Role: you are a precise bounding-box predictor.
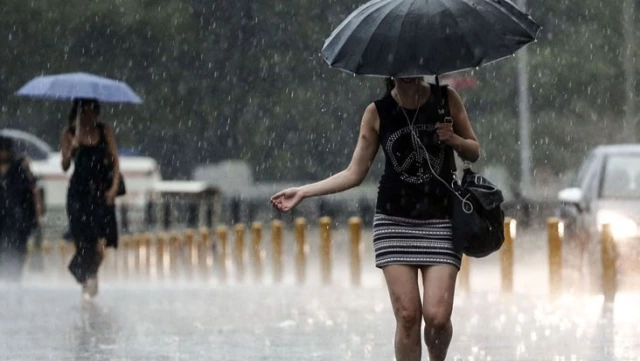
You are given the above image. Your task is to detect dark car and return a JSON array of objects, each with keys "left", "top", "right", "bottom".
[{"left": 557, "top": 144, "right": 640, "bottom": 288}]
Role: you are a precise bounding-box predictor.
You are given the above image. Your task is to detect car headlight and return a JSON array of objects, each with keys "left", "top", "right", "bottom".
[{"left": 597, "top": 210, "right": 639, "bottom": 240}]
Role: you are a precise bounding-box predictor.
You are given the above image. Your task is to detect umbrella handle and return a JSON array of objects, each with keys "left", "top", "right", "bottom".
[{"left": 75, "top": 100, "right": 81, "bottom": 141}]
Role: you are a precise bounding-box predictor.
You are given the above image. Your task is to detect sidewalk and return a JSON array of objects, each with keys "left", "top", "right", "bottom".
[{"left": 1, "top": 283, "right": 638, "bottom": 361}]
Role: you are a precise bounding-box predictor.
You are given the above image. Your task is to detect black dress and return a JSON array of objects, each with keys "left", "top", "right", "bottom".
[{"left": 67, "top": 123, "right": 118, "bottom": 284}]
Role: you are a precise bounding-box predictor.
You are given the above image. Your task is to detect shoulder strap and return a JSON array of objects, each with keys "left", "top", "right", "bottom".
[{"left": 433, "top": 76, "right": 457, "bottom": 174}]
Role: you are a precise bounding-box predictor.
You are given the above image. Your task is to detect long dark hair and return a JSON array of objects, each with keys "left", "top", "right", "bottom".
[
  {"left": 68, "top": 98, "right": 101, "bottom": 128},
  {"left": 384, "top": 77, "right": 394, "bottom": 96}
]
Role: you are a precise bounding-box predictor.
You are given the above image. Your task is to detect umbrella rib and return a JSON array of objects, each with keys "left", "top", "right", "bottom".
[
  {"left": 438, "top": 0, "right": 484, "bottom": 70},
  {"left": 450, "top": 0, "right": 523, "bottom": 68},
  {"left": 341, "top": 0, "right": 408, "bottom": 74},
  {"left": 480, "top": 0, "right": 540, "bottom": 38},
  {"left": 324, "top": 0, "right": 400, "bottom": 64},
  {"left": 462, "top": 0, "right": 537, "bottom": 43},
  {"left": 388, "top": 0, "right": 422, "bottom": 76}
]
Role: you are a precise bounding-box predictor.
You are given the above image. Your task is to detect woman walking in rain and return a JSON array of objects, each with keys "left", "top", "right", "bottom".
[
  {"left": 271, "top": 77, "right": 480, "bottom": 361},
  {"left": 61, "top": 98, "right": 121, "bottom": 299}
]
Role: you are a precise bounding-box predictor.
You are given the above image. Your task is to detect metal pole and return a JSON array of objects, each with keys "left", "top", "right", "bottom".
[
  {"left": 623, "top": 0, "right": 637, "bottom": 142},
  {"left": 517, "top": 0, "right": 532, "bottom": 196}
]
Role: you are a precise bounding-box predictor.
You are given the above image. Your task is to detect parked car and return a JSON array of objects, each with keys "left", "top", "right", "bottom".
[
  {"left": 0, "top": 128, "right": 163, "bottom": 209},
  {"left": 557, "top": 144, "right": 640, "bottom": 289}
]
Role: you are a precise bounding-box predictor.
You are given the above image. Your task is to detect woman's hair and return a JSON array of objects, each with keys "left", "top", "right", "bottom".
[
  {"left": 384, "top": 77, "right": 395, "bottom": 96},
  {"left": 0, "top": 136, "right": 13, "bottom": 152},
  {"left": 68, "top": 98, "right": 101, "bottom": 128}
]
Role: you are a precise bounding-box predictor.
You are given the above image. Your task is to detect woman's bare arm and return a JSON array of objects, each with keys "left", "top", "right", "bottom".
[
  {"left": 271, "top": 103, "right": 380, "bottom": 212},
  {"left": 60, "top": 129, "right": 74, "bottom": 172},
  {"left": 103, "top": 124, "right": 121, "bottom": 192},
  {"left": 446, "top": 87, "right": 480, "bottom": 162},
  {"left": 298, "top": 103, "right": 380, "bottom": 198}
]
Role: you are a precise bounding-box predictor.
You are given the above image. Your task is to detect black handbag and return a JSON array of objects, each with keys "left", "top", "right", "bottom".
[
  {"left": 448, "top": 164, "right": 506, "bottom": 257},
  {"left": 99, "top": 124, "right": 126, "bottom": 197},
  {"left": 432, "top": 79, "right": 506, "bottom": 258},
  {"left": 107, "top": 171, "right": 126, "bottom": 197}
]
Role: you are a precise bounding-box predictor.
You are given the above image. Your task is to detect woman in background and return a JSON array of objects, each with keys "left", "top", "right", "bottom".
[{"left": 61, "top": 98, "right": 120, "bottom": 300}]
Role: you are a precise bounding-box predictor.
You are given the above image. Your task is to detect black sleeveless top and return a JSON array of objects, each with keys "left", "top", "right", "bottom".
[
  {"left": 374, "top": 84, "right": 455, "bottom": 220},
  {"left": 68, "top": 123, "right": 110, "bottom": 199}
]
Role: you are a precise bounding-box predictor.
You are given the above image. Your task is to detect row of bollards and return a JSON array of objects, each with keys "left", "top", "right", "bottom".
[
  {"left": 546, "top": 217, "right": 618, "bottom": 302},
  {"left": 457, "top": 217, "right": 619, "bottom": 301},
  {"left": 212, "top": 217, "right": 363, "bottom": 286},
  {"left": 36, "top": 217, "right": 366, "bottom": 286},
  {"left": 455, "top": 218, "right": 517, "bottom": 294},
  {"left": 27, "top": 216, "right": 619, "bottom": 297}
]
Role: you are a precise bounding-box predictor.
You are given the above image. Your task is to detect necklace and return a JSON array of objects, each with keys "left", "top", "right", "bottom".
[{"left": 394, "top": 87, "right": 423, "bottom": 144}]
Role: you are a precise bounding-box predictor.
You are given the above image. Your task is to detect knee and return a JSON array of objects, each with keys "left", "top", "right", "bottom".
[
  {"left": 395, "top": 304, "right": 422, "bottom": 331},
  {"left": 423, "top": 308, "right": 451, "bottom": 331}
]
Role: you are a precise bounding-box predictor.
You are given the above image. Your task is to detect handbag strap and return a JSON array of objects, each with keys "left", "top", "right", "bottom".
[{"left": 433, "top": 76, "right": 458, "bottom": 176}]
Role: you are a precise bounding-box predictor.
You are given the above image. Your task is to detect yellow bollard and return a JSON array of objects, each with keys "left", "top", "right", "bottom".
[
  {"left": 199, "top": 227, "right": 212, "bottom": 280},
  {"left": 133, "top": 234, "right": 144, "bottom": 277},
  {"left": 140, "top": 233, "right": 152, "bottom": 279},
  {"left": 457, "top": 255, "right": 471, "bottom": 292},
  {"left": 348, "top": 217, "right": 362, "bottom": 287},
  {"left": 41, "top": 240, "right": 53, "bottom": 275},
  {"left": 115, "top": 235, "right": 129, "bottom": 280},
  {"left": 294, "top": 218, "right": 307, "bottom": 285},
  {"left": 547, "top": 218, "right": 563, "bottom": 300},
  {"left": 169, "top": 232, "right": 181, "bottom": 279},
  {"left": 234, "top": 224, "right": 246, "bottom": 282},
  {"left": 216, "top": 226, "right": 229, "bottom": 283},
  {"left": 155, "top": 233, "right": 168, "bottom": 280},
  {"left": 58, "top": 242, "right": 71, "bottom": 276},
  {"left": 272, "top": 220, "right": 284, "bottom": 283},
  {"left": 184, "top": 230, "right": 196, "bottom": 268},
  {"left": 320, "top": 216, "right": 332, "bottom": 286},
  {"left": 124, "top": 235, "right": 137, "bottom": 279},
  {"left": 184, "top": 230, "right": 196, "bottom": 281},
  {"left": 501, "top": 218, "right": 516, "bottom": 294},
  {"left": 601, "top": 224, "right": 617, "bottom": 302},
  {"left": 42, "top": 240, "right": 53, "bottom": 255},
  {"left": 251, "top": 222, "right": 264, "bottom": 282},
  {"left": 149, "top": 234, "right": 158, "bottom": 280}
]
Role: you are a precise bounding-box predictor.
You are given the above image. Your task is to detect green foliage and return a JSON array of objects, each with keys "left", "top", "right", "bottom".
[{"left": 0, "top": 0, "right": 637, "bottom": 186}]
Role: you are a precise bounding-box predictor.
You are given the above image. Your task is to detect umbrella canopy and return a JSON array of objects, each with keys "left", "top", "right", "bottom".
[
  {"left": 16, "top": 72, "right": 143, "bottom": 104},
  {"left": 321, "top": 0, "right": 541, "bottom": 77}
]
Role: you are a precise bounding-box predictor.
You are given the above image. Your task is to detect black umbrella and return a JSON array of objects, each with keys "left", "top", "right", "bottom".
[{"left": 321, "top": 0, "right": 541, "bottom": 77}]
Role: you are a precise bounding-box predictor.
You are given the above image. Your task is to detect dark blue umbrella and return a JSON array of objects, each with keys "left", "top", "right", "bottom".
[
  {"left": 16, "top": 72, "right": 142, "bottom": 104},
  {"left": 321, "top": 0, "right": 541, "bottom": 77}
]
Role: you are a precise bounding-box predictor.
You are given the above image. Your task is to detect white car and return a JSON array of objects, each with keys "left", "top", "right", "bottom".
[
  {"left": 557, "top": 144, "right": 640, "bottom": 288},
  {"left": 0, "top": 129, "right": 162, "bottom": 209}
]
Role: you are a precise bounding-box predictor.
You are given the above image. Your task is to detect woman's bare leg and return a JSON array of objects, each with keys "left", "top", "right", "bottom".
[
  {"left": 421, "top": 264, "right": 458, "bottom": 361},
  {"left": 383, "top": 265, "right": 423, "bottom": 361}
]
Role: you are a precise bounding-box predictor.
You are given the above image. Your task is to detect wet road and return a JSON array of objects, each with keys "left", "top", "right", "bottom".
[
  {"left": 2, "top": 226, "right": 640, "bottom": 360},
  {"left": 2, "top": 284, "right": 640, "bottom": 361}
]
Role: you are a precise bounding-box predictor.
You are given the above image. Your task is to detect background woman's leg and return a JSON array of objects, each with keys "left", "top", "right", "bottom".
[
  {"left": 421, "top": 264, "right": 458, "bottom": 361},
  {"left": 383, "top": 265, "right": 423, "bottom": 361},
  {"left": 67, "top": 199, "right": 103, "bottom": 286}
]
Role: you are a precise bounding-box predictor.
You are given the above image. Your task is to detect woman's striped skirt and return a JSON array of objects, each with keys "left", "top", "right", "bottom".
[{"left": 373, "top": 214, "right": 462, "bottom": 269}]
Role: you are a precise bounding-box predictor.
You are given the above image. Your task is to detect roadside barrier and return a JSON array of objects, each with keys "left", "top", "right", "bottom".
[{"left": 23, "top": 215, "right": 623, "bottom": 299}]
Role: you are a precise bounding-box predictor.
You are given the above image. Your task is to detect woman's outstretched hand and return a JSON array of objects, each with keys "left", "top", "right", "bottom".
[{"left": 270, "top": 187, "right": 305, "bottom": 212}]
